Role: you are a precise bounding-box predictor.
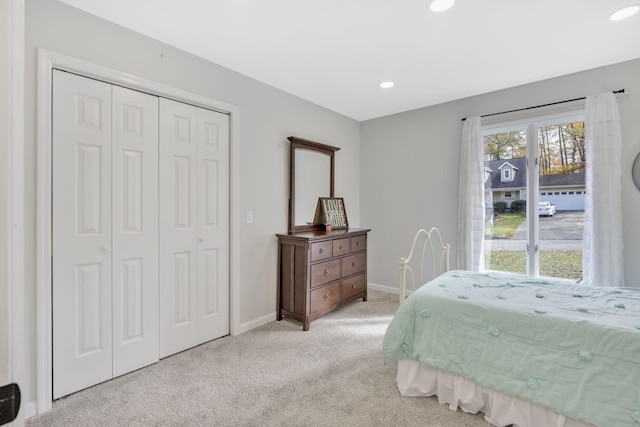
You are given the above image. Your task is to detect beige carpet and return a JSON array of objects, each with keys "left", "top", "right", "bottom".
[{"left": 27, "top": 291, "right": 492, "bottom": 427}]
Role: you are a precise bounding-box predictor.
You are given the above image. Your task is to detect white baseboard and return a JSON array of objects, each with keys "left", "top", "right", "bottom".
[
  {"left": 368, "top": 282, "right": 398, "bottom": 294},
  {"left": 24, "top": 401, "right": 37, "bottom": 419},
  {"left": 368, "top": 282, "right": 413, "bottom": 297},
  {"left": 234, "top": 284, "right": 407, "bottom": 335},
  {"left": 233, "top": 312, "right": 276, "bottom": 335}
]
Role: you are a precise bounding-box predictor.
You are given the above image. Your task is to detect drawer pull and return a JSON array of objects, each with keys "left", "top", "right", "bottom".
[
  {"left": 339, "top": 244, "right": 344, "bottom": 250},
  {"left": 324, "top": 269, "right": 330, "bottom": 276},
  {"left": 351, "top": 283, "right": 357, "bottom": 289},
  {"left": 324, "top": 294, "right": 329, "bottom": 300},
  {"left": 356, "top": 241, "right": 360, "bottom": 247},
  {"left": 352, "top": 262, "right": 356, "bottom": 267},
  {"left": 319, "top": 248, "right": 324, "bottom": 254}
]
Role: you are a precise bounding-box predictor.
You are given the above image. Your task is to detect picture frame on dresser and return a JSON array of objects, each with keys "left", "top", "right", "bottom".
[{"left": 313, "top": 197, "right": 348, "bottom": 229}]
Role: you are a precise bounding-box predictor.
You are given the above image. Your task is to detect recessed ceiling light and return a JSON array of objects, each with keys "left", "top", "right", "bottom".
[
  {"left": 380, "top": 81, "right": 394, "bottom": 89},
  {"left": 430, "top": 0, "right": 454, "bottom": 13},
  {"left": 610, "top": 5, "right": 640, "bottom": 21}
]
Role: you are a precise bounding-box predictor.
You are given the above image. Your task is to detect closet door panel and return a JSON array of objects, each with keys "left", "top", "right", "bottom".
[
  {"left": 159, "top": 98, "right": 198, "bottom": 358},
  {"left": 197, "top": 107, "right": 230, "bottom": 342},
  {"left": 52, "top": 70, "right": 113, "bottom": 399},
  {"left": 111, "top": 86, "right": 160, "bottom": 376}
]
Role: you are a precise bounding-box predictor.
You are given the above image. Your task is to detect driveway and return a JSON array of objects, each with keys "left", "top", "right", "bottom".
[
  {"left": 487, "top": 211, "right": 583, "bottom": 251},
  {"left": 513, "top": 210, "right": 584, "bottom": 240}
]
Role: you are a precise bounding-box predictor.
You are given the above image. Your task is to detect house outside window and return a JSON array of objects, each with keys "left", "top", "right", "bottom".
[{"left": 483, "top": 112, "right": 585, "bottom": 281}]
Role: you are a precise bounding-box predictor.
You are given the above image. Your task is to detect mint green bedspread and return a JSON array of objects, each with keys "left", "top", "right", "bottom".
[{"left": 383, "top": 270, "right": 640, "bottom": 427}]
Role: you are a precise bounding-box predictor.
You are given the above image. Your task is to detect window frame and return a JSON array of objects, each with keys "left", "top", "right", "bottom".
[{"left": 482, "top": 109, "right": 585, "bottom": 277}]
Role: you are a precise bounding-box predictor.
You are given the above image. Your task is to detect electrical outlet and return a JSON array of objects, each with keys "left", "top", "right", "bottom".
[{"left": 246, "top": 211, "right": 254, "bottom": 224}]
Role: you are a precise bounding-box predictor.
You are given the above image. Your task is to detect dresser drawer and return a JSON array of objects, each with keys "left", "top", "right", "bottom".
[
  {"left": 332, "top": 238, "right": 351, "bottom": 257},
  {"left": 310, "top": 259, "right": 340, "bottom": 288},
  {"left": 342, "top": 253, "right": 365, "bottom": 277},
  {"left": 310, "top": 282, "right": 340, "bottom": 313},
  {"left": 351, "top": 235, "right": 366, "bottom": 252},
  {"left": 310, "top": 240, "right": 332, "bottom": 262},
  {"left": 341, "top": 273, "right": 365, "bottom": 300}
]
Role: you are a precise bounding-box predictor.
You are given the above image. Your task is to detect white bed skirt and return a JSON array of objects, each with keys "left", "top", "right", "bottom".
[{"left": 396, "top": 360, "right": 595, "bottom": 427}]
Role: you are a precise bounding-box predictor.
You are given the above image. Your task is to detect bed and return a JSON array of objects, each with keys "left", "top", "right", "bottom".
[{"left": 383, "top": 229, "right": 640, "bottom": 427}]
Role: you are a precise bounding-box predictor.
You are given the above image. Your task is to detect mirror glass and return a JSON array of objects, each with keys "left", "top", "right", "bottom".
[{"left": 295, "top": 149, "right": 331, "bottom": 227}]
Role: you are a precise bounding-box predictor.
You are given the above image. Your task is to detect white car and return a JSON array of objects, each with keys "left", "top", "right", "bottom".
[{"left": 538, "top": 201, "right": 556, "bottom": 216}]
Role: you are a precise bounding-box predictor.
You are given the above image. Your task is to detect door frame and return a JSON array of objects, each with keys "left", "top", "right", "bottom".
[
  {"left": 1, "top": 0, "right": 24, "bottom": 424},
  {"left": 36, "top": 49, "right": 240, "bottom": 413}
]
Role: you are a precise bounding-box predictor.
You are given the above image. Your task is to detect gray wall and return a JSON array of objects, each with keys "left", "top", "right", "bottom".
[
  {"left": 361, "top": 58, "right": 640, "bottom": 291},
  {"left": 24, "top": 0, "right": 360, "bottom": 410},
  {"left": 23, "top": 0, "right": 640, "bottom": 415}
]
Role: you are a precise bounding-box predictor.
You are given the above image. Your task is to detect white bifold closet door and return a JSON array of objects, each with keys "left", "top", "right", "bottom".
[
  {"left": 52, "top": 70, "right": 159, "bottom": 398},
  {"left": 159, "top": 98, "right": 230, "bottom": 358}
]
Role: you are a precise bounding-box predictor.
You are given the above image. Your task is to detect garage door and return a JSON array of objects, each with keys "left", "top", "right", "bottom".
[{"left": 539, "top": 190, "right": 585, "bottom": 211}]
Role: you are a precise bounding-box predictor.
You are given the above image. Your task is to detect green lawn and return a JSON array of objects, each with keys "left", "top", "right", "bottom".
[
  {"left": 485, "top": 250, "right": 582, "bottom": 281},
  {"left": 485, "top": 213, "right": 582, "bottom": 281},
  {"left": 486, "top": 213, "right": 525, "bottom": 239}
]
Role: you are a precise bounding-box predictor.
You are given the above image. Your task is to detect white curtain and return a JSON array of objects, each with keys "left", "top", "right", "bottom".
[
  {"left": 583, "top": 92, "right": 624, "bottom": 286},
  {"left": 457, "top": 116, "right": 485, "bottom": 271}
]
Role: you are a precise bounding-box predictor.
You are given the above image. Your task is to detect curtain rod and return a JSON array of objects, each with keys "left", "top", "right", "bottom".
[{"left": 461, "top": 89, "right": 625, "bottom": 122}]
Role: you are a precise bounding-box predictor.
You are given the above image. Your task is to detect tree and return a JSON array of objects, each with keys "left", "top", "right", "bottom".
[
  {"left": 485, "top": 122, "right": 585, "bottom": 175},
  {"left": 538, "top": 122, "right": 585, "bottom": 175},
  {"left": 484, "top": 131, "right": 526, "bottom": 160}
]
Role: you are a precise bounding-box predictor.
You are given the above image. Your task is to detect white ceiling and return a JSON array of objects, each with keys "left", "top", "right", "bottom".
[{"left": 58, "top": 0, "right": 640, "bottom": 121}]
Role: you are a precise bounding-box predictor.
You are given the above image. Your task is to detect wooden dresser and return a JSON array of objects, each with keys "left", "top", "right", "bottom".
[{"left": 276, "top": 228, "right": 371, "bottom": 330}]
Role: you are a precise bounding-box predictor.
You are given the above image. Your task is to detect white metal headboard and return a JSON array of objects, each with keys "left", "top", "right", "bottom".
[{"left": 398, "top": 227, "right": 450, "bottom": 305}]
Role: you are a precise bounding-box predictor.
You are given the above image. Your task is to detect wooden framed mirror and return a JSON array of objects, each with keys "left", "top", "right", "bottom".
[{"left": 288, "top": 136, "right": 340, "bottom": 233}]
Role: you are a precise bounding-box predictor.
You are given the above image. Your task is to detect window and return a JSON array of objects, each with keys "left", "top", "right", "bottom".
[
  {"left": 503, "top": 169, "right": 511, "bottom": 180},
  {"left": 483, "top": 112, "right": 585, "bottom": 280}
]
